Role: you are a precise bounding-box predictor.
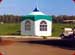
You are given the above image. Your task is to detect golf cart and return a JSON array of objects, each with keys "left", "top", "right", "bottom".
[{"left": 60, "top": 28, "right": 75, "bottom": 39}]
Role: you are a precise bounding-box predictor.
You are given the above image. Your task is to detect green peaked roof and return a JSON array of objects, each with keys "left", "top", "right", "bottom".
[
  {"left": 21, "top": 7, "right": 52, "bottom": 21},
  {"left": 21, "top": 15, "right": 52, "bottom": 21}
]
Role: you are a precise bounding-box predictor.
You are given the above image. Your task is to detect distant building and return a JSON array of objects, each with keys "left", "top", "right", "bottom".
[
  {"left": 21, "top": 7, "right": 52, "bottom": 36},
  {"left": 63, "top": 20, "right": 75, "bottom": 23}
]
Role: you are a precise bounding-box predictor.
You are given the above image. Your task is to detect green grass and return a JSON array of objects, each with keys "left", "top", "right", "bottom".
[
  {"left": 0, "top": 23, "right": 74, "bottom": 36},
  {"left": 52, "top": 23, "right": 75, "bottom": 37},
  {"left": 0, "top": 23, "right": 20, "bottom": 35}
]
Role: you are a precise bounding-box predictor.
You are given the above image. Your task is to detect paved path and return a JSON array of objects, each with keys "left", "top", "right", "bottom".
[
  {"left": 0, "top": 41, "right": 74, "bottom": 55},
  {"left": 0, "top": 36, "right": 61, "bottom": 39}
]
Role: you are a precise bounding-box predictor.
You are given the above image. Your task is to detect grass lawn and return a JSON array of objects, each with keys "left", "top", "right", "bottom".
[
  {"left": 0, "top": 23, "right": 20, "bottom": 35},
  {"left": 0, "top": 23, "right": 75, "bottom": 37},
  {"left": 52, "top": 23, "right": 75, "bottom": 37}
]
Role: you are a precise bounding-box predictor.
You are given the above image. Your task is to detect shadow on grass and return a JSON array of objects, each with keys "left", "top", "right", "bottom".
[{"left": 19, "top": 39, "right": 75, "bottom": 50}]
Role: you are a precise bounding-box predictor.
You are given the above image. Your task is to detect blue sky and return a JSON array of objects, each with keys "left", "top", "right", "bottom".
[{"left": 0, "top": 0, "right": 75, "bottom": 16}]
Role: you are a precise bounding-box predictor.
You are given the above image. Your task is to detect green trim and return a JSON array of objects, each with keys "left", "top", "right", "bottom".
[
  {"left": 34, "top": 15, "right": 52, "bottom": 21},
  {"left": 21, "top": 15, "right": 52, "bottom": 21},
  {"left": 21, "top": 15, "right": 35, "bottom": 21}
]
